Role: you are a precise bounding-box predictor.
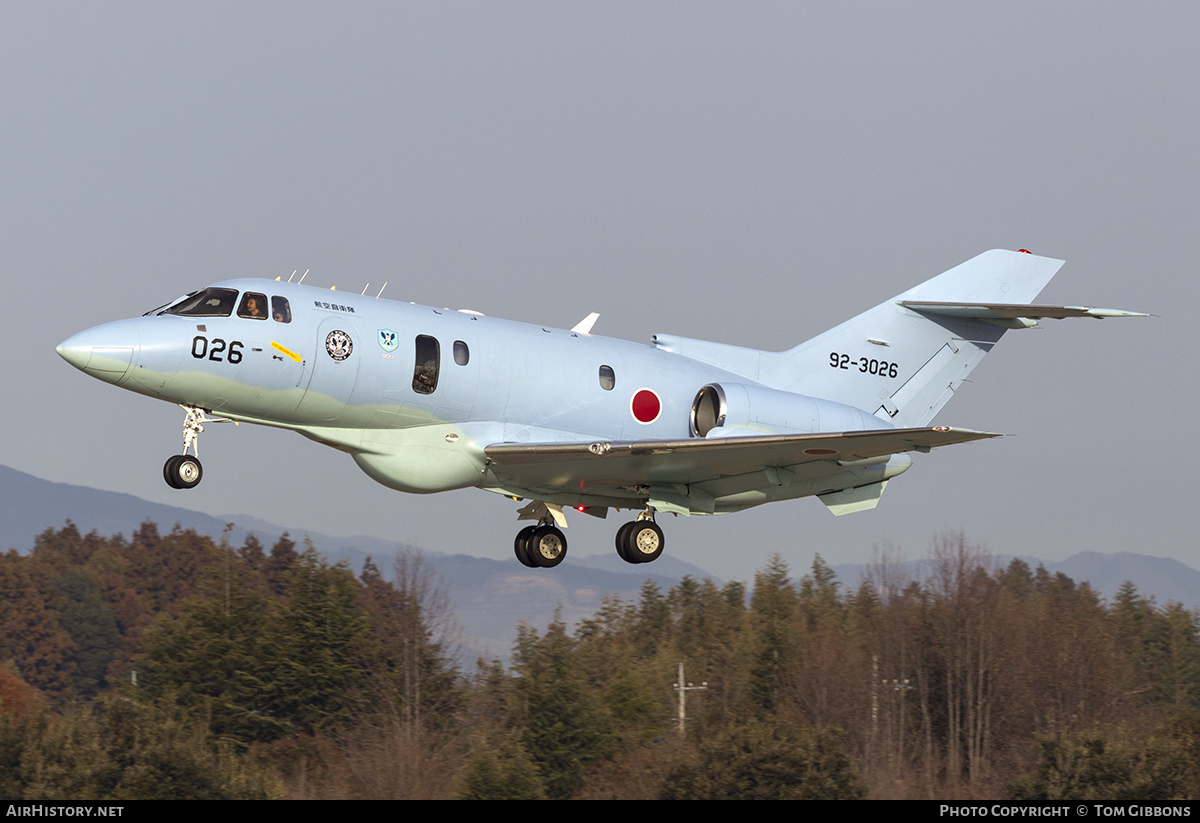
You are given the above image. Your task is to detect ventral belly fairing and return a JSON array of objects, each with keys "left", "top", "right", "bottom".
[{"left": 58, "top": 250, "right": 1145, "bottom": 569}]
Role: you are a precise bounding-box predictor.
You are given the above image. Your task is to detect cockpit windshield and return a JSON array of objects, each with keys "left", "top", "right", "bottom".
[
  {"left": 144, "top": 291, "right": 195, "bottom": 316},
  {"left": 163, "top": 288, "right": 239, "bottom": 318}
]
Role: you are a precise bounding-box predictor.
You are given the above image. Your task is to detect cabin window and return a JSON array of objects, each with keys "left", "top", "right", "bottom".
[
  {"left": 599, "top": 365, "right": 615, "bottom": 391},
  {"left": 271, "top": 296, "right": 291, "bottom": 323},
  {"left": 453, "top": 340, "right": 469, "bottom": 366},
  {"left": 238, "top": 292, "right": 269, "bottom": 320},
  {"left": 164, "top": 288, "right": 238, "bottom": 318},
  {"left": 413, "top": 335, "right": 440, "bottom": 394}
]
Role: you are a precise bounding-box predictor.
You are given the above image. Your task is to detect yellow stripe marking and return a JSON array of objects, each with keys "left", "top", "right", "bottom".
[{"left": 271, "top": 341, "right": 302, "bottom": 362}]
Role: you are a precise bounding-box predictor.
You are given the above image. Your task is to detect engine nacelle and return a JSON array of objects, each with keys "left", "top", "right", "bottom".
[{"left": 690, "top": 382, "right": 889, "bottom": 437}]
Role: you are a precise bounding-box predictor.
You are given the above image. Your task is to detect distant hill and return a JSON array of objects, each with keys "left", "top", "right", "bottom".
[
  {"left": 1049, "top": 551, "right": 1200, "bottom": 610},
  {"left": 831, "top": 552, "right": 1200, "bottom": 612},
  {"left": 0, "top": 463, "right": 401, "bottom": 569},
  {"left": 3, "top": 463, "right": 1196, "bottom": 655}
]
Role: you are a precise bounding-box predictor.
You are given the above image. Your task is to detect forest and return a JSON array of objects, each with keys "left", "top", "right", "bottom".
[{"left": 0, "top": 521, "right": 1198, "bottom": 799}]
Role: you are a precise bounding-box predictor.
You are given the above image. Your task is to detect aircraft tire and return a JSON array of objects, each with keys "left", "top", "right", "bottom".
[
  {"left": 615, "top": 521, "right": 638, "bottom": 563},
  {"left": 627, "top": 522, "right": 664, "bottom": 564},
  {"left": 514, "top": 526, "right": 539, "bottom": 568},
  {"left": 530, "top": 525, "right": 567, "bottom": 568},
  {"left": 168, "top": 455, "right": 203, "bottom": 490},
  {"left": 163, "top": 455, "right": 183, "bottom": 489}
]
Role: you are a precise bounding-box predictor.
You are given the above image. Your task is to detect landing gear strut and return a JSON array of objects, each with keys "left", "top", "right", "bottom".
[
  {"left": 163, "top": 404, "right": 224, "bottom": 490},
  {"left": 615, "top": 514, "right": 664, "bottom": 564}
]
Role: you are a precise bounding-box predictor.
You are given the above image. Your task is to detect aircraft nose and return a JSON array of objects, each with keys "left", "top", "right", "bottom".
[
  {"left": 55, "top": 336, "right": 92, "bottom": 370},
  {"left": 57, "top": 324, "right": 139, "bottom": 385}
]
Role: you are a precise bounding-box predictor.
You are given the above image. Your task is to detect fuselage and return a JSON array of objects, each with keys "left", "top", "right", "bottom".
[{"left": 57, "top": 277, "right": 893, "bottom": 504}]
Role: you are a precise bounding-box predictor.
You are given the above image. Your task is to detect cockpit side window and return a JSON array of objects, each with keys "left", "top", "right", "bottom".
[
  {"left": 238, "top": 292, "right": 268, "bottom": 320},
  {"left": 271, "top": 296, "right": 291, "bottom": 323},
  {"left": 164, "top": 288, "right": 239, "bottom": 318}
]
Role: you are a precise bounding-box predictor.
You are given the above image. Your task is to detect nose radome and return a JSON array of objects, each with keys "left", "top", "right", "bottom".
[
  {"left": 56, "top": 335, "right": 93, "bottom": 371},
  {"left": 57, "top": 323, "right": 139, "bottom": 385}
]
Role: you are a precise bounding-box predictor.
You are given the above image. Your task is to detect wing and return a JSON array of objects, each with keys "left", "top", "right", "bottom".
[{"left": 484, "top": 426, "right": 999, "bottom": 514}]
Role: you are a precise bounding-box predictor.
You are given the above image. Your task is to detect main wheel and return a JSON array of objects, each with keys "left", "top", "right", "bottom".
[
  {"left": 165, "top": 454, "right": 203, "bottom": 489},
  {"left": 514, "top": 525, "right": 539, "bottom": 568},
  {"left": 626, "top": 521, "right": 664, "bottom": 564},
  {"left": 529, "top": 525, "right": 567, "bottom": 568},
  {"left": 615, "top": 521, "right": 638, "bottom": 563}
]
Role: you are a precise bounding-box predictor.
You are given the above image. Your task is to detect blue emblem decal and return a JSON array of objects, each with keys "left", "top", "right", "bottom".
[
  {"left": 378, "top": 329, "right": 398, "bottom": 352},
  {"left": 325, "top": 330, "right": 353, "bottom": 361}
]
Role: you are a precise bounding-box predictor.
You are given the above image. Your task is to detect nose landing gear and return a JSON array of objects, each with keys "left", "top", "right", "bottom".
[{"left": 163, "top": 404, "right": 226, "bottom": 490}]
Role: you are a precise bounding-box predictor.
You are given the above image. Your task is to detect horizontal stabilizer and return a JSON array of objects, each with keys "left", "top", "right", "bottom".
[{"left": 899, "top": 301, "right": 1148, "bottom": 320}]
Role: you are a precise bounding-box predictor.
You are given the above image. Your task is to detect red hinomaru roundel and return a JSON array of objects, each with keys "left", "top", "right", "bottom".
[{"left": 630, "top": 388, "right": 661, "bottom": 424}]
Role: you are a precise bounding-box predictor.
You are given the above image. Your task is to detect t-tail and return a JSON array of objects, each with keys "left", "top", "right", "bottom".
[
  {"left": 782, "top": 249, "right": 1147, "bottom": 425},
  {"left": 654, "top": 249, "right": 1145, "bottom": 428}
]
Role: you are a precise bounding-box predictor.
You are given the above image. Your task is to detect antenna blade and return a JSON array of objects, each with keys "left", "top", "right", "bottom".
[{"left": 571, "top": 312, "right": 600, "bottom": 334}]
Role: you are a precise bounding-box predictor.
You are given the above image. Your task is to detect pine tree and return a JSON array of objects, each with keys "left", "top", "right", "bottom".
[
  {"left": 749, "top": 554, "right": 797, "bottom": 712},
  {"left": 270, "top": 543, "right": 369, "bottom": 734},
  {"left": 512, "top": 616, "right": 615, "bottom": 799}
]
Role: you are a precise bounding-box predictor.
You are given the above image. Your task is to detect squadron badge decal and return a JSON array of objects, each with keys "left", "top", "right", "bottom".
[
  {"left": 325, "top": 330, "right": 353, "bottom": 361},
  {"left": 378, "top": 329, "right": 398, "bottom": 352}
]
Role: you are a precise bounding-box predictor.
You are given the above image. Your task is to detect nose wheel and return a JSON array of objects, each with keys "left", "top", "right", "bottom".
[{"left": 164, "top": 454, "right": 203, "bottom": 489}]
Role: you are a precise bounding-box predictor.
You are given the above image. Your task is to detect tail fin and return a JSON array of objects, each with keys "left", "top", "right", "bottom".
[{"left": 767, "top": 250, "right": 1066, "bottom": 427}]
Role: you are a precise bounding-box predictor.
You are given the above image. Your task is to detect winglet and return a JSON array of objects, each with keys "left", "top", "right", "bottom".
[{"left": 571, "top": 312, "right": 600, "bottom": 334}]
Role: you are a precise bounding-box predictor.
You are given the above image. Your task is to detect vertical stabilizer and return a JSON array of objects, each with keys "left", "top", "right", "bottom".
[{"left": 764, "top": 250, "right": 1065, "bottom": 427}]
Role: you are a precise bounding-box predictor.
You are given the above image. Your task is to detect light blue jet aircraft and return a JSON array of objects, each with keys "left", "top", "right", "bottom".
[{"left": 58, "top": 249, "right": 1144, "bottom": 569}]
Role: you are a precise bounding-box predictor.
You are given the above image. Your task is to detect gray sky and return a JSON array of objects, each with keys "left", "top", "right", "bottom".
[{"left": 2, "top": 3, "right": 1189, "bottom": 583}]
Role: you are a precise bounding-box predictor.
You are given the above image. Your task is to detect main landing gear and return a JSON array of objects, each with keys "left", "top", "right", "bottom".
[
  {"left": 163, "top": 404, "right": 224, "bottom": 490},
  {"left": 510, "top": 511, "right": 666, "bottom": 569},
  {"left": 615, "top": 515, "right": 665, "bottom": 564},
  {"left": 514, "top": 523, "right": 568, "bottom": 568}
]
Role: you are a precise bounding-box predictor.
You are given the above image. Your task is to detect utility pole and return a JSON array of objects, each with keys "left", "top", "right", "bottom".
[{"left": 673, "top": 662, "right": 708, "bottom": 733}]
